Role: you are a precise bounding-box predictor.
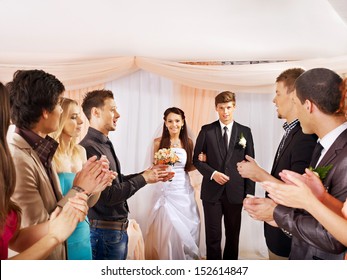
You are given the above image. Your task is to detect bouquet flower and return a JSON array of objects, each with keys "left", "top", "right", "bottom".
[
  {"left": 154, "top": 148, "right": 180, "bottom": 166},
  {"left": 238, "top": 133, "right": 247, "bottom": 149}
]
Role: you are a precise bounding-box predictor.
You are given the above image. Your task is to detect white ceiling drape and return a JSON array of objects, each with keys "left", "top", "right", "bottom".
[{"left": 1, "top": 55, "right": 347, "bottom": 93}]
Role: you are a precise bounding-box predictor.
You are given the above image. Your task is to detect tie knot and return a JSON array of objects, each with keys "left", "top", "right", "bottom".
[
  {"left": 224, "top": 126, "right": 228, "bottom": 132},
  {"left": 317, "top": 142, "right": 323, "bottom": 151}
]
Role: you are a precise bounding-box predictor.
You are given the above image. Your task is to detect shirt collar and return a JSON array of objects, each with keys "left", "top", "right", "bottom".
[
  {"left": 87, "top": 127, "right": 111, "bottom": 144},
  {"left": 219, "top": 120, "right": 234, "bottom": 132},
  {"left": 15, "top": 127, "right": 58, "bottom": 167},
  {"left": 283, "top": 119, "right": 299, "bottom": 132},
  {"left": 319, "top": 121, "right": 347, "bottom": 152}
]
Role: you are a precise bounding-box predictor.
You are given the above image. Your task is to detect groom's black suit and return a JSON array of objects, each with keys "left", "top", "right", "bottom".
[{"left": 193, "top": 120, "right": 255, "bottom": 259}]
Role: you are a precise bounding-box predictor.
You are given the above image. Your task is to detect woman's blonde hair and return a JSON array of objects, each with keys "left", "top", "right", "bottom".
[{"left": 51, "top": 98, "right": 81, "bottom": 172}]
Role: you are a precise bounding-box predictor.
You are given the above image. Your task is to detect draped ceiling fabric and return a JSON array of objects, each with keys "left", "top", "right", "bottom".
[{"left": 1, "top": 56, "right": 347, "bottom": 93}]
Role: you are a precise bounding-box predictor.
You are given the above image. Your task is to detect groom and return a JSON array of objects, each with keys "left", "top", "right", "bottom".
[{"left": 193, "top": 91, "right": 255, "bottom": 260}]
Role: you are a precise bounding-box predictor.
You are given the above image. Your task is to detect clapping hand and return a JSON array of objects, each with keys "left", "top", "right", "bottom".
[
  {"left": 243, "top": 197, "right": 277, "bottom": 223},
  {"left": 49, "top": 193, "right": 89, "bottom": 243},
  {"left": 342, "top": 199, "right": 347, "bottom": 219},
  {"left": 73, "top": 155, "right": 118, "bottom": 194},
  {"left": 237, "top": 155, "right": 263, "bottom": 182},
  {"left": 261, "top": 173, "right": 315, "bottom": 209},
  {"left": 279, "top": 168, "right": 326, "bottom": 202}
]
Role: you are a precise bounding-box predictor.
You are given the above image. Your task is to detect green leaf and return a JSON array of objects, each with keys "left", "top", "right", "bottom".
[{"left": 309, "top": 165, "right": 333, "bottom": 180}]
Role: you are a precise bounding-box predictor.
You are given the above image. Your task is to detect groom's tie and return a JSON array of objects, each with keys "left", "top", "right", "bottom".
[
  {"left": 223, "top": 126, "right": 229, "bottom": 153},
  {"left": 310, "top": 142, "right": 324, "bottom": 168}
]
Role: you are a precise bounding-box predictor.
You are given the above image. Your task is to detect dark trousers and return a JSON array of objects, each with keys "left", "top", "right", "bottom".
[{"left": 203, "top": 192, "right": 243, "bottom": 260}]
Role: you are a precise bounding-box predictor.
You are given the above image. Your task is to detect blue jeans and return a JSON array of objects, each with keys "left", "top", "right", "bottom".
[{"left": 90, "top": 227, "right": 128, "bottom": 260}]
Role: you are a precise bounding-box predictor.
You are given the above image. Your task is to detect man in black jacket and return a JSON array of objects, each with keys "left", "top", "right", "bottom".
[
  {"left": 80, "top": 89, "right": 169, "bottom": 260},
  {"left": 237, "top": 68, "right": 317, "bottom": 259}
]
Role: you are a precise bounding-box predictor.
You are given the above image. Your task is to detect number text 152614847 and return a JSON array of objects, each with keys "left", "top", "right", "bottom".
[{"left": 194, "top": 266, "right": 248, "bottom": 276}]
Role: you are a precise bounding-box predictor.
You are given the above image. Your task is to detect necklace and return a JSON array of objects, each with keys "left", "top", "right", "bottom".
[{"left": 170, "top": 139, "right": 180, "bottom": 148}]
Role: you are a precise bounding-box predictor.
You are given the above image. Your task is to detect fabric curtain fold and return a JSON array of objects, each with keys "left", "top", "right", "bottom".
[{"left": 1, "top": 55, "right": 347, "bottom": 93}]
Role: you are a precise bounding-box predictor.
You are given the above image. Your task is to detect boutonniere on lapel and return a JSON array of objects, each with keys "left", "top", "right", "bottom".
[
  {"left": 308, "top": 165, "right": 333, "bottom": 181},
  {"left": 238, "top": 133, "right": 247, "bottom": 149}
]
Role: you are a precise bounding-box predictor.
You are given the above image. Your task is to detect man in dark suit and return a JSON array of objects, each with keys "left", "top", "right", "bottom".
[
  {"left": 193, "top": 91, "right": 255, "bottom": 260},
  {"left": 275, "top": 68, "right": 347, "bottom": 259},
  {"left": 245, "top": 68, "right": 347, "bottom": 259},
  {"left": 237, "top": 68, "right": 317, "bottom": 259}
]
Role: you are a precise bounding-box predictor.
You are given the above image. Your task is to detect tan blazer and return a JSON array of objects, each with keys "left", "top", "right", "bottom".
[{"left": 9, "top": 133, "right": 66, "bottom": 260}]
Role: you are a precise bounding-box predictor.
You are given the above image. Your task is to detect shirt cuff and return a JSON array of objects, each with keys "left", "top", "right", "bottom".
[{"left": 210, "top": 171, "right": 217, "bottom": 181}]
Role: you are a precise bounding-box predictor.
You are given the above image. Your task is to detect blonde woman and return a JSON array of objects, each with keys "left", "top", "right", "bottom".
[{"left": 51, "top": 98, "right": 113, "bottom": 259}]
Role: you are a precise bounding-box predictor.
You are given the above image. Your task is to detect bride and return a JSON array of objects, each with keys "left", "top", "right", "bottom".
[{"left": 145, "top": 107, "right": 201, "bottom": 260}]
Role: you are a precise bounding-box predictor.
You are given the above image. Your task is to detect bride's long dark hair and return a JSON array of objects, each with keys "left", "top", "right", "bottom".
[{"left": 159, "top": 107, "right": 193, "bottom": 171}]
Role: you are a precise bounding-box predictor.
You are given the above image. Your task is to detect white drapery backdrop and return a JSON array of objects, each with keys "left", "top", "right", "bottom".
[{"left": 105, "top": 70, "right": 284, "bottom": 259}]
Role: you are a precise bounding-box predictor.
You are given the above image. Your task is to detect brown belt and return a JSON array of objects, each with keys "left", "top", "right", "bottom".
[{"left": 89, "top": 219, "right": 129, "bottom": 231}]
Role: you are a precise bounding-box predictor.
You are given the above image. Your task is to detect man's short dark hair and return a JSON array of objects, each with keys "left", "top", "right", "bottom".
[
  {"left": 295, "top": 68, "right": 344, "bottom": 115},
  {"left": 7, "top": 70, "right": 65, "bottom": 129},
  {"left": 276, "top": 68, "right": 305, "bottom": 93},
  {"left": 81, "top": 89, "right": 114, "bottom": 120}
]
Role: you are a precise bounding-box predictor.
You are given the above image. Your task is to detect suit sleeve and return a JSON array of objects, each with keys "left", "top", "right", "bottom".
[
  {"left": 84, "top": 145, "right": 147, "bottom": 206},
  {"left": 193, "top": 127, "right": 216, "bottom": 178},
  {"left": 273, "top": 158, "right": 347, "bottom": 254},
  {"left": 274, "top": 205, "right": 346, "bottom": 254},
  {"left": 244, "top": 128, "right": 255, "bottom": 195},
  {"left": 11, "top": 153, "right": 50, "bottom": 227}
]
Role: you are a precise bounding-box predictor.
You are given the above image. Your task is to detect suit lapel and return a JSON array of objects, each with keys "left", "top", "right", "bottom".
[
  {"left": 51, "top": 164, "right": 63, "bottom": 201},
  {"left": 271, "top": 126, "right": 298, "bottom": 172},
  {"left": 30, "top": 148, "right": 62, "bottom": 202},
  {"left": 318, "top": 128, "right": 347, "bottom": 168}
]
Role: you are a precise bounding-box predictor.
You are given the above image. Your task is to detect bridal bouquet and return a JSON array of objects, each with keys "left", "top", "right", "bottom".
[{"left": 154, "top": 148, "right": 180, "bottom": 166}]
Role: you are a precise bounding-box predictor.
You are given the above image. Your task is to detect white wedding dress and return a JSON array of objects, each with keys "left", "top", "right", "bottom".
[{"left": 145, "top": 148, "right": 201, "bottom": 260}]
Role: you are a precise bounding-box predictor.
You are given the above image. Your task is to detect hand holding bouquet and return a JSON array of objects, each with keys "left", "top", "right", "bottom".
[{"left": 153, "top": 148, "right": 180, "bottom": 181}]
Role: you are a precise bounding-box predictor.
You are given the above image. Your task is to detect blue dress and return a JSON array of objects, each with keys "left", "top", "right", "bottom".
[{"left": 58, "top": 172, "right": 92, "bottom": 260}]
